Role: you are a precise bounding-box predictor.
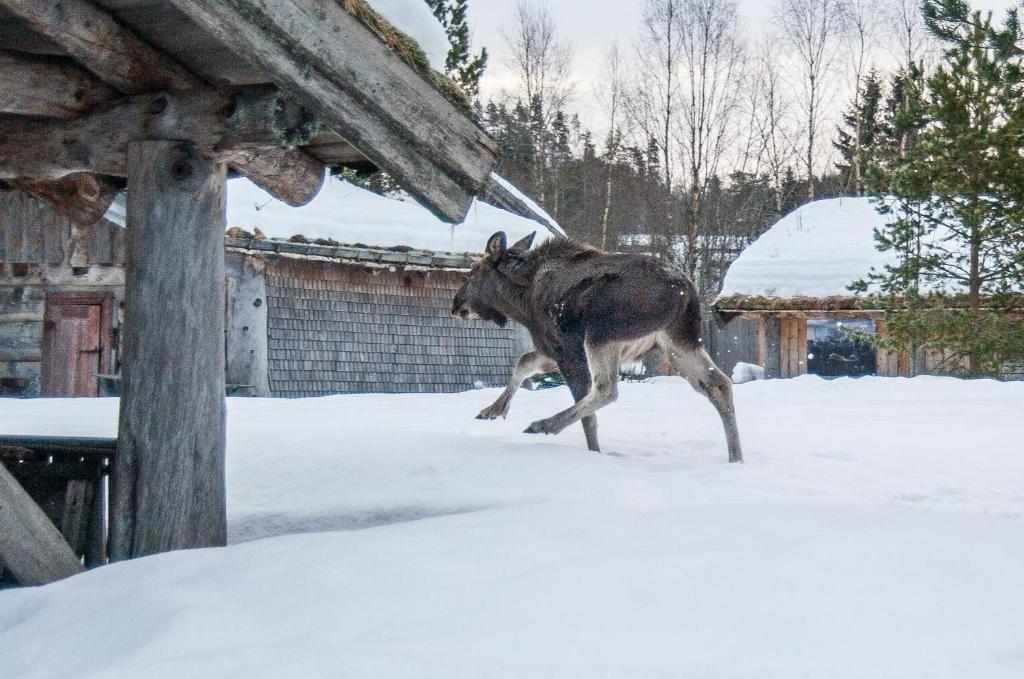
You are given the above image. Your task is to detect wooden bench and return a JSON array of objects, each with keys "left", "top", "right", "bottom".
[{"left": 0, "top": 436, "right": 115, "bottom": 587}]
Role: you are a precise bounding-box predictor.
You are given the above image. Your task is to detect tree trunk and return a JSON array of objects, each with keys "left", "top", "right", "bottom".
[
  {"left": 968, "top": 220, "right": 982, "bottom": 376},
  {"left": 109, "top": 140, "right": 227, "bottom": 560}
]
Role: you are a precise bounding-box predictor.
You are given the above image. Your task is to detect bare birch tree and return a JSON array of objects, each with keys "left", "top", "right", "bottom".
[
  {"left": 774, "top": 0, "right": 844, "bottom": 200},
  {"left": 677, "top": 0, "right": 746, "bottom": 279},
  {"left": 626, "top": 0, "right": 684, "bottom": 255},
  {"left": 595, "top": 43, "right": 628, "bottom": 250},
  {"left": 502, "top": 0, "right": 575, "bottom": 200},
  {"left": 839, "top": 0, "right": 880, "bottom": 194},
  {"left": 751, "top": 37, "right": 798, "bottom": 213},
  {"left": 887, "top": 0, "right": 936, "bottom": 70}
]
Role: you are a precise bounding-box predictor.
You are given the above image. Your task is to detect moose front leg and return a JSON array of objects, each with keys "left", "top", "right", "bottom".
[
  {"left": 477, "top": 351, "right": 557, "bottom": 420},
  {"left": 526, "top": 342, "right": 617, "bottom": 452}
]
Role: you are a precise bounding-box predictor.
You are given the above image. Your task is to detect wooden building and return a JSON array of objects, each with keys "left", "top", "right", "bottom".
[
  {"left": 2, "top": 174, "right": 554, "bottom": 399},
  {"left": 0, "top": 0, "right": 501, "bottom": 583},
  {"left": 0, "top": 188, "right": 124, "bottom": 397},
  {"left": 712, "top": 197, "right": 966, "bottom": 379}
]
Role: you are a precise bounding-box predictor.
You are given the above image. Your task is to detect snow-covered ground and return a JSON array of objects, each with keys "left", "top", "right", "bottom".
[{"left": 1, "top": 376, "right": 1023, "bottom": 678}]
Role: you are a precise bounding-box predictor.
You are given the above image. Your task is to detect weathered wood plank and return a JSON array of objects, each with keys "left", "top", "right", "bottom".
[
  {"left": 0, "top": 189, "right": 68, "bottom": 264},
  {"left": 796, "top": 319, "right": 808, "bottom": 376},
  {"left": 0, "top": 0, "right": 324, "bottom": 206},
  {"left": 0, "top": 461, "right": 84, "bottom": 585},
  {"left": 0, "top": 319, "right": 41, "bottom": 361},
  {"left": 0, "top": 285, "right": 44, "bottom": 315},
  {"left": 84, "top": 475, "right": 106, "bottom": 568},
  {"left": 10, "top": 174, "right": 119, "bottom": 227},
  {"left": 763, "top": 317, "right": 781, "bottom": 379},
  {"left": 0, "top": 50, "right": 114, "bottom": 118},
  {"left": 0, "top": 0, "right": 197, "bottom": 93},
  {"left": 0, "top": 360, "right": 40, "bottom": 396},
  {"left": 225, "top": 252, "right": 270, "bottom": 396},
  {"left": 110, "top": 140, "right": 227, "bottom": 560},
  {"left": 0, "top": 86, "right": 325, "bottom": 205},
  {"left": 169, "top": 0, "right": 497, "bottom": 221}
]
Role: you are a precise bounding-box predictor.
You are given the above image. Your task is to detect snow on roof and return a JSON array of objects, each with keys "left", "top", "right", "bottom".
[
  {"left": 226, "top": 175, "right": 553, "bottom": 254},
  {"left": 367, "top": 0, "right": 450, "bottom": 72},
  {"left": 488, "top": 172, "right": 564, "bottom": 237},
  {"left": 718, "top": 197, "right": 897, "bottom": 299}
]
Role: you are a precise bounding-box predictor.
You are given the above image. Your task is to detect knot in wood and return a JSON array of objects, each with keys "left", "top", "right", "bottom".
[
  {"left": 171, "top": 159, "right": 193, "bottom": 181},
  {"left": 148, "top": 96, "right": 168, "bottom": 115}
]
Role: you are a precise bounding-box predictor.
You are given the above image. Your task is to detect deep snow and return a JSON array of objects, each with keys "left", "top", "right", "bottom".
[
  {"left": 1, "top": 376, "right": 1023, "bottom": 678},
  {"left": 718, "top": 196, "right": 902, "bottom": 299}
]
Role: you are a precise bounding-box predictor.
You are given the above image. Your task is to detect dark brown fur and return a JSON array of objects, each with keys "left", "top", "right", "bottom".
[{"left": 452, "top": 232, "right": 743, "bottom": 462}]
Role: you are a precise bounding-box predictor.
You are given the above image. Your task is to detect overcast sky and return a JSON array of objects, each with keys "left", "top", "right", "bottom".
[{"left": 467, "top": 0, "right": 1021, "bottom": 131}]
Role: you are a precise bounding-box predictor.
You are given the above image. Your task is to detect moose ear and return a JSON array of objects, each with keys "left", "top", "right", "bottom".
[
  {"left": 486, "top": 231, "right": 507, "bottom": 257},
  {"left": 508, "top": 231, "right": 536, "bottom": 253}
]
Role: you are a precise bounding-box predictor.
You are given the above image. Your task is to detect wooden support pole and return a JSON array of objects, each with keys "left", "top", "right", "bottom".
[
  {"left": 0, "top": 462, "right": 84, "bottom": 586},
  {"left": 110, "top": 141, "right": 227, "bottom": 560}
]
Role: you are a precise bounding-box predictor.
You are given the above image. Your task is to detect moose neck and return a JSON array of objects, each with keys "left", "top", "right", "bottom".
[{"left": 490, "top": 279, "right": 533, "bottom": 327}]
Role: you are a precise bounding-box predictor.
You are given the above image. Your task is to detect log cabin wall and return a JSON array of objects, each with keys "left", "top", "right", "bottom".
[
  {"left": 254, "top": 254, "right": 529, "bottom": 397},
  {"left": 704, "top": 316, "right": 762, "bottom": 378},
  {"left": 0, "top": 189, "right": 124, "bottom": 397},
  {"left": 778, "top": 317, "right": 809, "bottom": 378}
]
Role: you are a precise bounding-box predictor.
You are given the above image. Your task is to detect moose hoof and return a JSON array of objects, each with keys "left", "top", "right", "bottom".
[
  {"left": 476, "top": 405, "right": 508, "bottom": 420},
  {"left": 524, "top": 419, "right": 559, "bottom": 435}
]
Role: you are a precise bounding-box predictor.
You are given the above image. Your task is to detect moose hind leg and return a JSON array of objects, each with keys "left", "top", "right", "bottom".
[
  {"left": 526, "top": 341, "right": 620, "bottom": 445},
  {"left": 664, "top": 342, "right": 744, "bottom": 463},
  {"left": 477, "top": 351, "right": 556, "bottom": 420}
]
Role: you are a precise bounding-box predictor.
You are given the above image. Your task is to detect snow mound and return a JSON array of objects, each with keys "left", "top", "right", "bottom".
[
  {"left": 226, "top": 176, "right": 553, "bottom": 254},
  {"left": 3, "top": 377, "right": 1023, "bottom": 677},
  {"left": 731, "top": 361, "right": 764, "bottom": 383},
  {"left": 719, "top": 197, "right": 897, "bottom": 298}
]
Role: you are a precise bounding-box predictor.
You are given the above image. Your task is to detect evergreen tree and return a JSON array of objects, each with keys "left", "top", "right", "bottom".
[
  {"left": 858, "top": 0, "right": 1024, "bottom": 376},
  {"left": 425, "top": 0, "right": 488, "bottom": 99},
  {"left": 834, "top": 70, "right": 885, "bottom": 194}
]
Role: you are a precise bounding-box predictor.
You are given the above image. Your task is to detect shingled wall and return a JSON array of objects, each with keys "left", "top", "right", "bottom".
[{"left": 262, "top": 256, "right": 525, "bottom": 397}]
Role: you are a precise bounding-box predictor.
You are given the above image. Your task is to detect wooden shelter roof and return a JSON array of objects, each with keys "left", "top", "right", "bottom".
[{"left": 0, "top": 0, "right": 497, "bottom": 222}]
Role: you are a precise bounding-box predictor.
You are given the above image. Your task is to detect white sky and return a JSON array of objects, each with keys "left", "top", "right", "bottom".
[{"left": 468, "top": 0, "right": 1020, "bottom": 134}]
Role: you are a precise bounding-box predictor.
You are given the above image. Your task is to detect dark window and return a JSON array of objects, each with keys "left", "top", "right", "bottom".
[{"left": 807, "top": 319, "right": 876, "bottom": 377}]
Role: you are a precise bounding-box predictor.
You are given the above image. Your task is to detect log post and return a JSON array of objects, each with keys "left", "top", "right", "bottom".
[
  {"left": 0, "top": 462, "right": 83, "bottom": 585},
  {"left": 109, "top": 140, "right": 227, "bottom": 560}
]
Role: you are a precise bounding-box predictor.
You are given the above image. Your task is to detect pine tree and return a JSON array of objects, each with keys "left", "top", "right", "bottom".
[
  {"left": 834, "top": 70, "right": 885, "bottom": 194},
  {"left": 857, "top": 0, "right": 1024, "bottom": 376},
  {"left": 425, "top": 0, "right": 488, "bottom": 99}
]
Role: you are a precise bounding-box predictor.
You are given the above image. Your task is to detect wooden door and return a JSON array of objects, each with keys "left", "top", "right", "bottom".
[{"left": 41, "top": 295, "right": 109, "bottom": 397}]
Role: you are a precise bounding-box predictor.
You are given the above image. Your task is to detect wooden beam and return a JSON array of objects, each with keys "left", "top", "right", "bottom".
[
  {"left": 0, "top": 86, "right": 324, "bottom": 188},
  {"left": 0, "top": 461, "right": 84, "bottom": 585},
  {"left": 10, "top": 173, "right": 119, "bottom": 225},
  {"left": 0, "top": 0, "right": 197, "bottom": 93},
  {"left": 0, "top": 50, "right": 114, "bottom": 118},
  {"left": 110, "top": 141, "right": 227, "bottom": 560},
  {"left": 169, "top": 0, "right": 497, "bottom": 222},
  {"left": 0, "top": 0, "right": 324, "bottom": 206}
]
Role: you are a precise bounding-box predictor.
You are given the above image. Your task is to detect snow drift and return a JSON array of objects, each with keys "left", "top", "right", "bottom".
[{"left": 1, "top": 377, "right": 1023, "bottom": 678}]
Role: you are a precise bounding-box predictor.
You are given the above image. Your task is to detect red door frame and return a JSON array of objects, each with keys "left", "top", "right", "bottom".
[{"left": 40, "top": 292, "right": 115, "bottom": 397}]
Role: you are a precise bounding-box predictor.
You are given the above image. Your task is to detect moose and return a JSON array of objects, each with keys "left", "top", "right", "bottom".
[{"left": 452, "top": 231, "right": 743, "bottom": 463}]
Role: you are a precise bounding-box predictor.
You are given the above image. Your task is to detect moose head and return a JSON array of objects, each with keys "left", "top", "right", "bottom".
[{"left": 451, "top": 230, "right": 536, "bottom": 327}]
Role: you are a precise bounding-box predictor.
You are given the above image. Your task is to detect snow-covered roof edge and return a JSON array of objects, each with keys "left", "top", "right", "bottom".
[{"left": 484, "top": 173, "right": 565, "bottom": 237}]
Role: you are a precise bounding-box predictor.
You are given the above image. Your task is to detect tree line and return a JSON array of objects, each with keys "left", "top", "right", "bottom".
[
  {"left": 427, "top": 0, "right": 1022, "bottom": 375},
  {"left": 440, "top": 0, "right": 943, "bottom": 300}
]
